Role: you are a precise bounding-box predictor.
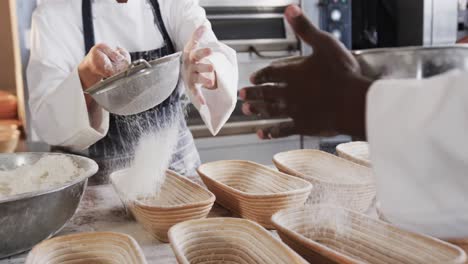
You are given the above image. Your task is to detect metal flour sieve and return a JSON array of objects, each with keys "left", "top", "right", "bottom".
[{"left": 85, "top": 52, "right": 182, "bottom": 116}]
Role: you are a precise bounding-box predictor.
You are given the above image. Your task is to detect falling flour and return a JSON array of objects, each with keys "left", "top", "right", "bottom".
[
  {"left": 114, "top": 123, "right": 179, "bottom": 202},
  {"left": 0, "top": 155, "right": 83, "bottom": 198}
]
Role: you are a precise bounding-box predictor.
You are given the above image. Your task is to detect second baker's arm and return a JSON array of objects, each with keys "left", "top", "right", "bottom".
[{"left": 367, "top": 70, "right": 468, "bottom": 238}]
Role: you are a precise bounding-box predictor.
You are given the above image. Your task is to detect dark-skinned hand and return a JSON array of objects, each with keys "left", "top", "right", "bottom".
[{"left": 240, "top": 5, "right": 372, "bottom": 139}]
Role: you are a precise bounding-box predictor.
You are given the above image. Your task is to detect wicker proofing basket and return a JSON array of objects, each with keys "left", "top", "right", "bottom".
[
  {"left": 336, "top": 141, "right": 371, "bottom": 168},
  {"left": 271, "top": 205, "right": 467, "bottom": 264},
  {"left": 25, "top": 232, "right": 147, "bottom": 264},
  {"left": 197, "top": 160, "right": 312, "bottom": 229},
  {"left": 273, "top": 149, "right": 376, "bottom": 212},
  {"left": 168, "top": 217, "right": 308, "bottom": 264},
  {"left": 110, "top": 169, "right": 215, "bottom": 242},
  {"left": 0, "top": 130, "right": 19, "bottom": 153},
  {"left": 448, "top": 240, "right": 468, "bottom": 264},
  {"left": 376, "top": 202, "right": 468, "bottom": 264}
]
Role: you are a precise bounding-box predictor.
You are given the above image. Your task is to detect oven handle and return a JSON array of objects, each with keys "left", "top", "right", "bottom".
[
  {"left": 207, "top": 14, "right": 285, "bottom": 20},
  {"left": 248, "top": 46, "right": 296, "bottom": 59}
]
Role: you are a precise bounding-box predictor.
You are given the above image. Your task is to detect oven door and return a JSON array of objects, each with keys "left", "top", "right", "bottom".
[{"left": 205, "top": 8, "right": 299, "bottom": 52}]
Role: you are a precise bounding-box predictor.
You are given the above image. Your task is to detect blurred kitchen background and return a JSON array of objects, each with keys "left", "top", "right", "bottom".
[{"left": 1, "top": 0, "right": 466, "bottom": 163}]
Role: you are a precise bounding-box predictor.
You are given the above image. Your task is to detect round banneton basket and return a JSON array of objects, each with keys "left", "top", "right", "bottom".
[
  {"left": 111, "top": 169, "right": 215, "bottom": 242},
  {"left": 271, "top": 205, "right": 467, "bottom": 264},
  {"left": 273, "top": 149, "right": 376, "bottom": 212},
  {"left": 25, "top": 232, "right": 147, "bottom": 264},
  {"left": 336, "top": 141, "right": 371, "bottom": 167},
  {"left": 197, "top": 160, "right": 312, "bottom": 229},
  {"left": 168, "top": 217, "right": 308, "bottom": 264}
]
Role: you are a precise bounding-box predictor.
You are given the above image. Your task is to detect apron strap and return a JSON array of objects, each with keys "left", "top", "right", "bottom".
[
  {"left": 82, "top": 0, "right": 94, "bottom": 54},
  {"left": 81, "top": 0, "right": 175, "bottom": 55},
  {"left": 148, "top": 0, "right": 175, "bottom": 53}
]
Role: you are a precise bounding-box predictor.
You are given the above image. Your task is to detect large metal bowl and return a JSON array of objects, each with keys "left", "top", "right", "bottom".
[
  {"left": 0, "top": 153, "right": 98, "bottom": 258},
  {"left": 353, "top": 45, "right": 468, "bottom": 79}
]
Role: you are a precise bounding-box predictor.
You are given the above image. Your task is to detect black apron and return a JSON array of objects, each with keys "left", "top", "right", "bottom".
[{"left": 82, "top": 0, "right": 200, "bottom": 184}]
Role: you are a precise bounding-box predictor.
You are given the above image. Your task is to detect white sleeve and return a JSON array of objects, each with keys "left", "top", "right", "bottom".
[
  {"left": 366, "top": 70, "right": 468, "bottom": 239},
  {"left": 27, "top": 9, "right": 109, "bottom": 150},
  {"left": 161, "top": 0, "right": 238, "bottom": 135}
]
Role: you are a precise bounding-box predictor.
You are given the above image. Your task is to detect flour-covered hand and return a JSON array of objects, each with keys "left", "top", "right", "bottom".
[
  {"left": 183, "top": 26, "right": 217, "bottom": 105},
  {"left": 78, "top": 43, "right": 130, "bottom": 90}
]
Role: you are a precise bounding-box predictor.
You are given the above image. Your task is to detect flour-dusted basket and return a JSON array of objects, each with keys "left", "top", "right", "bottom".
[
  {"left": 168, "top": 217, "right": 307, "bottom": 264},
  {"left": 336, "top": 141, "right": 371, "bottom": 167},
  {"left": 273, "top": 149, "right": 375, "bottom": 212},
  {"left": 376, "top": 203, "right": 468, "bottom": 264},
  {"left": 110, "top": 169, "right": 215, "bottom": 242},
  {"left": 448, "top": 239, "right": 468, "bottom": 264},
  {"left": 271, "top": 205, "right": 467, "bottom": 264},
  {"left": 197, "top": 160, "right": 312, "bottom": 228},
  {"left": 25, "top": 232, "right": 147, "bottom": 264}
]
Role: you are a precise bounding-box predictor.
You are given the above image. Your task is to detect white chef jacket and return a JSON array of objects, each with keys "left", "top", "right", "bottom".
[
  {"left": 27, "top": 0, "right": 238, "bottom": 150},
  {"left": 367, "top": 69, "right": 468, "bottom": 239}
]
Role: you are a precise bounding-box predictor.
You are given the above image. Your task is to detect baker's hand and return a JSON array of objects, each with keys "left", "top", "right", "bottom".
[
  {"left": 183, "top": 26, "right": 217, "bottom": 105},
  {"left": 240, "top": 5, "right": 372, "bottom": 139},
  {"left": 78, "top": 43, "right": 131, "bottom": 90}
]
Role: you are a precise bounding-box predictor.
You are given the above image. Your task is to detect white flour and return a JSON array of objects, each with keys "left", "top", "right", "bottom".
[
  {"left": 115, "top": 124, "right": 179, "bottom": 202},
  {"left": 0, "top": 155, "right": 83, "bottom": 198}
]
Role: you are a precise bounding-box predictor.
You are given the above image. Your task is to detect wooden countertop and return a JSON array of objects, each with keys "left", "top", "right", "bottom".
[
  {"left": 0, "top": 176, "right": 379, "bottom": 264},
  {"left": 0, "top": 178, "right": 233, "bottom": 263}
]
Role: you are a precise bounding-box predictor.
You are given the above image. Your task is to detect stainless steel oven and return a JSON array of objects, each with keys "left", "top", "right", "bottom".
[
  {"left": 190, "top": 0, "right": 354, "bottom": 162},
  {"left": 188, "top": 0, "right": 302, "bottom": 137},
  {"left": 189, "top": 0, "right": 352, "bottom": 139}
]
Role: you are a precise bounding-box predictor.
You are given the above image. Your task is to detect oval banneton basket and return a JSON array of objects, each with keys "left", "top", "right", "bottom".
[
  {"left": 197, "top": 160, "right": 312, "bottom": 229},
  {"left": 111, "top": 169, "right": 215, "bottom": 242},
  {"left": 168, "top": 217, "right": 308, "bottom": 264},
  {"left": 447, "top": 239, "right": 468, "bottom": 264},
  {"left": 25, "top": 232, "right": 147, "bottom": 264},
  {"left": 376, "top": 202, "right": 468, "bottom": 264},
  {"left": 273, "top": 149, "right": 376, "bottom": 212},
  {"left": 336, "top": 141, "right": 371, "bottom": 167},
  {"left": 271, "top": 205, "right": 467, "bottom": 264}
]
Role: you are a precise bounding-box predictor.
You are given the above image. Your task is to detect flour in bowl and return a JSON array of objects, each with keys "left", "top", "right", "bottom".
[{"left": 0, "top": 155, "right": 83, "bottom": 198}]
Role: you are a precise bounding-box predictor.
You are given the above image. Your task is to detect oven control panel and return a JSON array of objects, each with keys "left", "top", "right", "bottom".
[{"left": 319, "top": 0, "right": 352, "bottom": 48}]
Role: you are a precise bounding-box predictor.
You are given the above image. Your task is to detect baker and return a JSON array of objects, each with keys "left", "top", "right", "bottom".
[
  {"left": 27, "top": 0, "right": 238, "bottom": 183},
  {"left": 241, "top": 5, "right": 468, "bottom": 239}
]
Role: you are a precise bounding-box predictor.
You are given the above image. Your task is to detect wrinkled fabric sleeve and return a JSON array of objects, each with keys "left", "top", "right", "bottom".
[
  {"left": 366, "top": 70, "right": 468, "bottom": 238},
  {"left": 161, "top": 0, "right": 238, "bottom": 135},
  {"left": 27, "top": 8, "right": 109, "bottom": 150}
]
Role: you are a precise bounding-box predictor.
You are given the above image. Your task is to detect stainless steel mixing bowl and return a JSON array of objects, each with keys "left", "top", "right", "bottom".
[
  {"left": 274, "top": 45, "right": 468, "bottom": 79},
  {"left": 0, "top": 153, "right": 98, "bottom": 258},
  {"left": 353, "top": 45, "right": 468, "bottom": 79}
]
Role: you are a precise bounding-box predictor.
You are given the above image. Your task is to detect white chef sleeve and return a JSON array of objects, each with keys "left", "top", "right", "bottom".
[
  {"left": 366, "top": 69, "right": 468, "bottom": 239},
  {"left": 27, "top": 7, "right": 109, "bottom": 150},
  {"left": 161, "top": 0, "right": 238, "bottom": 135}
]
